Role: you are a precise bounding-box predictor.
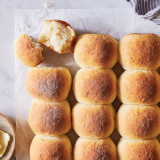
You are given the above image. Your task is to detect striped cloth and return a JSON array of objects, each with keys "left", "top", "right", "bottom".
[{"left": 128, "top": 0, "right": 160, "bottom": 24}]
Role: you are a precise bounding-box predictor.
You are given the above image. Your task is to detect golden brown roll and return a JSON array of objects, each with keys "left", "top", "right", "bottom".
[
  {"left": 30, "top": 135, "right": 72, "bottom": 160},
  {"left": 117, "top": 138, "right": 160, "bottom": 160},
  {"left": 38, "top": 20, "right": 76, "bottom": 54},
  {"left": 74, "top": 34, "right": 118, "bottom": 68},
  {"left": 119, "top": 33, "right": 160, "bottom": 70},
  {"left": 117, "top": 70, "right": 160, "bottom": 105},
  {"left": 28, "top": 100, "right": 71, "bottom": 136},
  {"left": 14, "top": 34, "right": 43, "bottom": 67},
  {"left": 72, "top": 103, "right": 115, "bottom": 139},
  {"left": 116, "top": 104, "right": 160, "bottom": 140},
  {"left": 74, "top": 137, "right": 117, "bottom": 160},
  {"left": 73, "top": 68, "right": 117, "bottom": 105},
  {"left": 26, "top": 67, "right": 72, "bottom": 102}
]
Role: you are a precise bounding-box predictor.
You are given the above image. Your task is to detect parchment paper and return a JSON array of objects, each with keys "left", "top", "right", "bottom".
[{"left": 15, "top": 9, "right": 160, "bottom": 160}]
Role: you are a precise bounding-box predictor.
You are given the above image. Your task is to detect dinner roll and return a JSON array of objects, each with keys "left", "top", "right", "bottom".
[
  {"left": 74, "top": 137, "right": 117, "bottom": 160},
  {"left": 28, "top": 100, "right": 71, "bottom": 136},
  {"left": 38, "top": 20, "right": 76, "bottom": 54},
  {"left": 119, "top": 33, "right": 160, "bottom": 70},
  {"left": 30, "top": 135, "right": 72, "bottom": 160},
  {"left": 14, "top": 34, "right": 43, "bottom": 67},
  {"left": 72, "top": 103, "right": 115, "bottom": 139},
  {"left": 74, "top": 34, "right": 118, "bottom": 68},
  {"left": 73, "top": 68, "right": 117, "bottom": 105},
  {"left": 26, "top": 67, "right": 71, "bottom": 101},
  {"left": 116, "top": 104, "right": 160, "bottom": 140},
  {"left": 118, "top": 70, "right": 160, "bottom": 105},
  {"left": 117, "top": 138, "right": 160, "bottom": 160}
]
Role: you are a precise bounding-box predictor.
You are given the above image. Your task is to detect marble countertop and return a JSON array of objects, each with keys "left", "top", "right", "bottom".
[{"left": 1, "top": 0, "right": 131, "bottom": 159}]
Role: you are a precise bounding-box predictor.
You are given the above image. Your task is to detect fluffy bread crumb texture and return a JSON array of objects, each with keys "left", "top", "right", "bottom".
[{"left": 38, "top": 20, "right": 75, "bottom": 54}]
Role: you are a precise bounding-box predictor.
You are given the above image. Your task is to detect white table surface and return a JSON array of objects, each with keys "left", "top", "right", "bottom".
[{"left": 0, "top": 0, "right": 131, "bottom": 159}]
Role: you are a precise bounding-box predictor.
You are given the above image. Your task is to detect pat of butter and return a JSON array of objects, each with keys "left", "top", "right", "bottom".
[{"left": 0, "top": 130, "right": 10, "bottom": 157}]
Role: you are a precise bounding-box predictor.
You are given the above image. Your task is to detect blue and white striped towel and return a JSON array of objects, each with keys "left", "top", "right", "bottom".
[{"left": 128, "top": 0, "right": 160, "bottom": 24}]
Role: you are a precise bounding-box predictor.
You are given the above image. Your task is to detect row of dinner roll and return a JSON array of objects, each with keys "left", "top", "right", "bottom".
[
  {"left": 25, "top": 67, "right": 72, "bottom": 160},
  {"left": 73, "top": 34, "right": 118, "bottom": 159},
  {"left": 117, "top": 33, "right": 160, "bottom": 160},
  {"left": 14, "top": 20, "right": 77, "bottom": 159},
  {"left": 14, "top": 33, "right": 160, "bottom": 70}
]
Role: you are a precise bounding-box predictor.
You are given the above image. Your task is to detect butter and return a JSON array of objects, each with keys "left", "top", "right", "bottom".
[{"left": 0, "top": 130, "right": 10, "bottom": 157}]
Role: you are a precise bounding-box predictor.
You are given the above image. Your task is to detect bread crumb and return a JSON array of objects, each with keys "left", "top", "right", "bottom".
[{"left": 44, "top": 3, "right": 53, "bottom": 8}]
